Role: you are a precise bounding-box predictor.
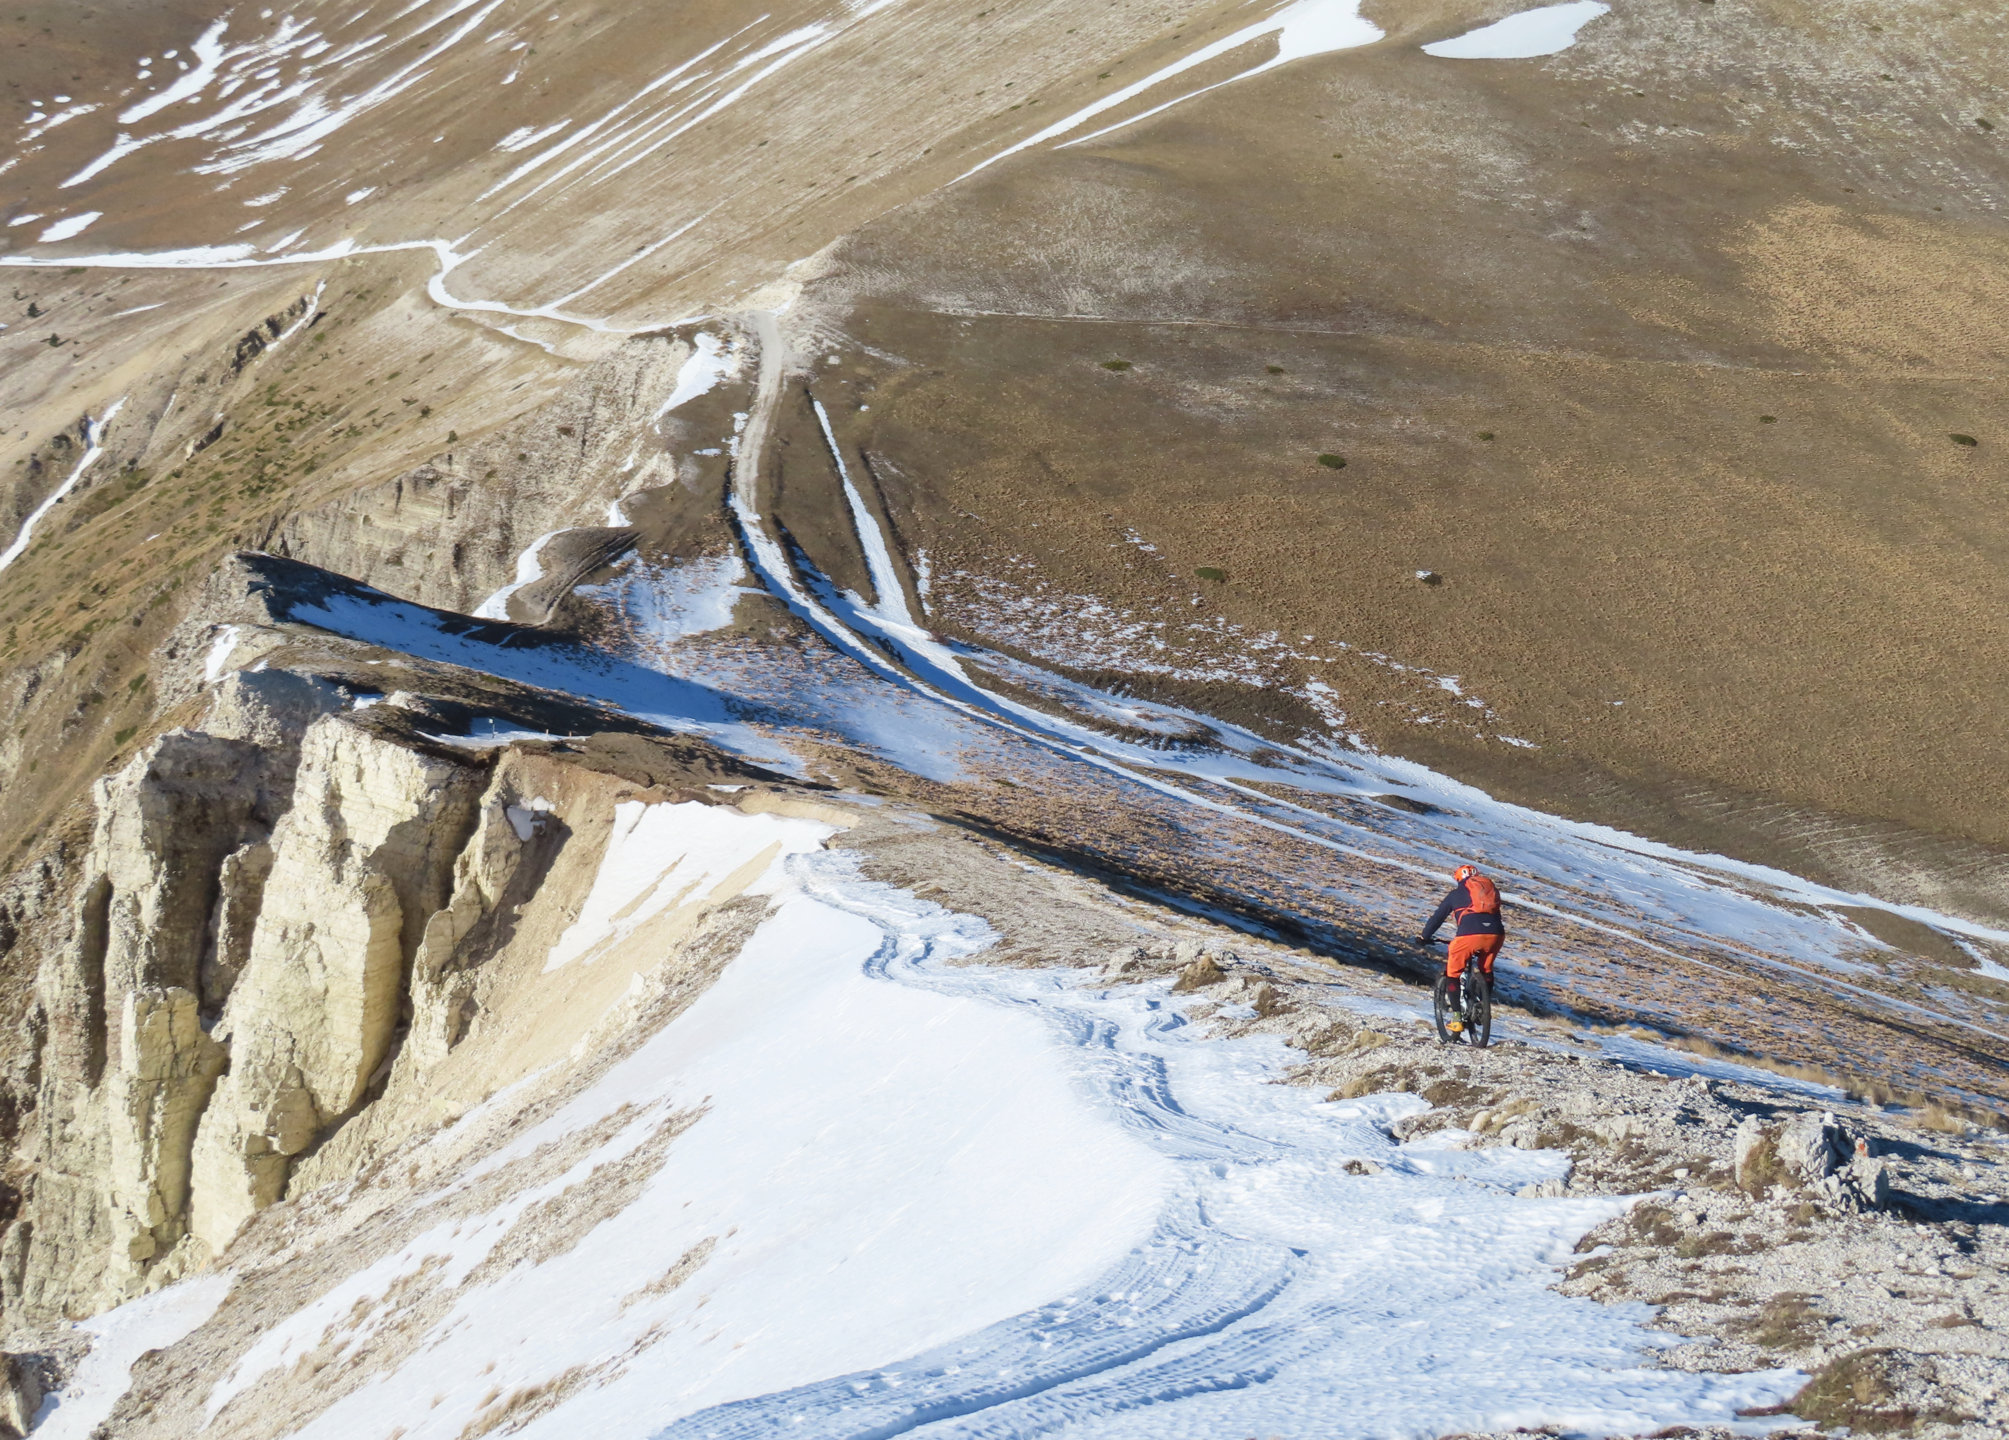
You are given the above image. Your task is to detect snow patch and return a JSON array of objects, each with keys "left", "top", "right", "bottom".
[
  {"left": 35, "top": 1275, "right": 230, "bottom": 1439},
  {"left": 582, "top": 553, "right": 750, "bottom": 643},
  {"left": 652, "top": 331, "right": 737, "bottom": 420},
  {"left": 964, "top": 0, "right": 1382, "bottom": 178},
  {"left": 471, "top": 530, "right": 562, "bottom": 619},
  {"left": 543, "top": 798, "right": 835, "bottom": 971},
  {"left": 36, "top": 211, "right": 102, "bottom": 242},
  {"left": 1423, "top": 0, "right": 1610, "bottom": 59},
  {"left": 201, "top": 625, "right": 243, "bottom": 684},
  {"left": 496, "top": 118, "right": 568, "bottom": 151},
  {"left": 0, "top": 399, "right": 125, "bottom": 573}
]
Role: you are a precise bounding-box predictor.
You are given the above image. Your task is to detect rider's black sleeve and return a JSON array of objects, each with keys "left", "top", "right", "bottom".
[{"left": 1420, "top": 882, "right": 1468, "bottom": 940}]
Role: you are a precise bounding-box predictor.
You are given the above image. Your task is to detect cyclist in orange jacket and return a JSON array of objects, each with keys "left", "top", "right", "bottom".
[{"left": 1419, "top": 864, "right": 1505, "bottom": 982}]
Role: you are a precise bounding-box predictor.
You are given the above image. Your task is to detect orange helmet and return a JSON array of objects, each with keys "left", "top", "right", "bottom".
[{"left": 1453, "top": 864, "right": 1479, "bottom": 883}]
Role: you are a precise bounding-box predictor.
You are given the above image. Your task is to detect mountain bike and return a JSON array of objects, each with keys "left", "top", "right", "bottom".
[{"left": 1426, "top": 940, "right": 1492, "bottom": 1048}]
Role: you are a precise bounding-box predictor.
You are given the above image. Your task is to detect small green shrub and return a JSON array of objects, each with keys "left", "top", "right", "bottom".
[
  {"left": 1951, "top": 433, "right": 1978, "bottom": 447},
  {"left": 1101, "top": 359, "right": 1132, "bottom": 371},
  {"left": 1317, "top": 453, "right": 1346, "bottom": 469},
  {"left": 1477, "top": 431, "right": 1494, "bottom": 441},
  {"left": 1977, "top": 117, "right": 1995, "bottom": 132},
  {"left": 1196, "top": 566, "right": 1227, "bottom": 583},
  {"left": 1759, "top": 415, "right": 1777, "bottom": 424},
  {"left": 113, "top": 726, "right": 137, "bottom": 746},
  {"left": 1266, "top": 365, "right": 1286, "bottom": 374}
]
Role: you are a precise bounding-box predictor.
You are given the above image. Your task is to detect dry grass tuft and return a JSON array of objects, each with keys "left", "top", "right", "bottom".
[
  {"left": 1674, "top": 1230, "right": 1748, "bottom": 1260},
  {"left": 1915, "top": 1104, "right": 1970, "bottom": 1134},
  {"left": 457, "top": 1365, "right": 590, "bottom": 1439},
  {"left": 1333, "top": 1063, "right": 1423, "bottom": 1100},
  {"left": 1420, "top": 1078, "right": 1489, "bottom": 1108},
  {"left": 1774, "top": 1349, "right": 1947, "bottom": 1433},
  {"left": 1736, "top": 1129, "right": 1789, "bottom": 1197},
  {"left": 1733, "top": 1291, "right": 1826, "bottom": 1354},
  {"left": 1624, "top": 1203, "right": 1683, "bottom": 1249}
]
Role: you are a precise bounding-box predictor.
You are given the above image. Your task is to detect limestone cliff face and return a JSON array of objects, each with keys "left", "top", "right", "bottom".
[
  {"left": 0, "top": 673, "right": 498, "bottom": 1318},
  {"left": 260, "top": 332, "right": 717, "bottom": 617},
  {"left": 105, "top": 988, "right": 225, "bottom": 1295},
  {"left": 186, "top": 716, "right": 482, "bottom": 1255}
]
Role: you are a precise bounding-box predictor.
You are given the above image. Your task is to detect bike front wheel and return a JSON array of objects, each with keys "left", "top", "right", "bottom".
[{"left": 1432, "top": 975, "right": 1465, "bottom": 1045}]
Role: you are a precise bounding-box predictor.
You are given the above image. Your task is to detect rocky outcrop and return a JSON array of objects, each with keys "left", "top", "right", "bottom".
[
  {"left": 0, "top": 672, "right": 454, "bottom": 1315},
  {"left": 0, "top": 1350, "right": 45, "bottom": 1438},
  {"left": 186, "top": 716, "right": 482, "bottom": 1256},
  {"left": 1734, "top": 1110, "right": 1892, "bottom": 1213},
  {"left": 227, "top": 293, "right": 318, "bottom": 375},
  {"left": 403, "top": 790, "right": 546, "bottom": 1073},
  {"left": 106, "top": 989, "right": 226, "bottom": 1283},
  {"left": 260, "top": 333, "right": 713, "bottom": 615}
]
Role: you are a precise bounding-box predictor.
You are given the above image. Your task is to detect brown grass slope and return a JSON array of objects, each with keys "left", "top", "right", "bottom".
[{"left": 798, "top": 0, "right": 2009, "bottom": 919}]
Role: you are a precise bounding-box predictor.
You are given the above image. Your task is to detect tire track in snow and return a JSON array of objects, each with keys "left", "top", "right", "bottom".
[{"left": 641, "top": 853, "right": 1800, "bottom": 1439}]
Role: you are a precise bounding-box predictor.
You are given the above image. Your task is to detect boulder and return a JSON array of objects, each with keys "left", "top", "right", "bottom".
[{"left": 1736, "top": 1111, "right": 1889, "bottom": 1212}]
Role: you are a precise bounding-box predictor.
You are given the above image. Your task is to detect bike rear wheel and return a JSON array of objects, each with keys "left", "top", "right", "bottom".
[{"left": 1463, "top": 972, "right": 1493, "bottom": 1049}]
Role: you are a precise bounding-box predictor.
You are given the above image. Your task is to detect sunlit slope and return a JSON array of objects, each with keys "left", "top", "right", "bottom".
[
  {"left": 785, "top": 0, "right": 2009, "bottom": 908},
  {"left": 2, "top": 0, "right": 2005, "bottom": 915},
  {"left": 1, "top": 0, "right": 1383, "bottom": 336}
]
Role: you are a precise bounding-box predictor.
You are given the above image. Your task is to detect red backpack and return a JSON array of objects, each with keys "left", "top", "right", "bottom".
[{"left": 1460, "top": 873, "right": 1500, "bottom": 916}]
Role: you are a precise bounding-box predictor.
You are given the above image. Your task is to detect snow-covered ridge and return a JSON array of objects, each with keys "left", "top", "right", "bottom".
[{"left": 55, "top": 799, "right": 1798, "bottom": 1438}]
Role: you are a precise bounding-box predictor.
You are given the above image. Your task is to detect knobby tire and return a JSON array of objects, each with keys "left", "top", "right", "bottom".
[{"left": 1464, "top": 972, "right": 1493, "bottom": 1049}]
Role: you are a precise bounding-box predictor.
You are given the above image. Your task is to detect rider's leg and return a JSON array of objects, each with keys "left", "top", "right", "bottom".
[{"left": 1445, "top": 935, "right": 1487, "bottom": 1012}]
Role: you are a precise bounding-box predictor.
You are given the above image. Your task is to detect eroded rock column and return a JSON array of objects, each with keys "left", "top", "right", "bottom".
[{"left": 188, "top": 716, "right": 481, "bottom": 1253}]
